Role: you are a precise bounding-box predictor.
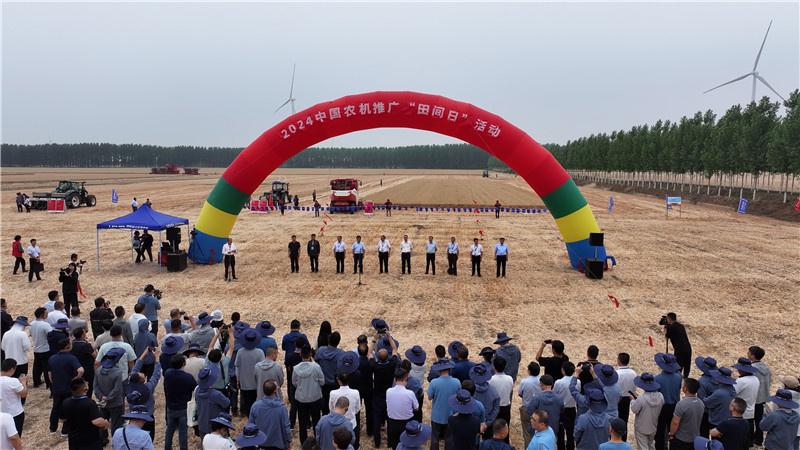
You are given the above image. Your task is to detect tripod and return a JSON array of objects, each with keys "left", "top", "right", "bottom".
[{"left": 356, "top": 271, "right": 366, "bottom": 287}]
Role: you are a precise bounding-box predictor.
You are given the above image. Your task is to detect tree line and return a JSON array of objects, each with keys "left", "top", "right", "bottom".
[
  {"left": 0, "top": 142, "right": 492, "bottom": 170},
  {"left": 547, "top": 90, "right": 800, "bottom": 197}
]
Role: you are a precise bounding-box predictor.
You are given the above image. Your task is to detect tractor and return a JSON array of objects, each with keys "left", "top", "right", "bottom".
[
  {"left": 259, "top": 181, "right": 291, "bottom": 204},
  {"left": 30, "top": 181, "right": 97, "bottom": 209}
]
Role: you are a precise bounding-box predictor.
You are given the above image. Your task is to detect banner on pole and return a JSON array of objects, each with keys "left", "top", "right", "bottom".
[
  {"left": 737, "top": 198, "right": 749, "bottom": 214},
  {"left": 608, "top": 196, "right": 614, "bottom": 213},
  {"left": 111, "top": 189, "right": 118, "bottom": 204},
  {"left": 364, "top": 200, "right": 374, "bottom": 216}
]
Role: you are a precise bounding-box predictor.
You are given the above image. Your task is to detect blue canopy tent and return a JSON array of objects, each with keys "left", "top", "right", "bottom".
[{"left": 96, "top": 204, "right": 189, "bottom": 273}]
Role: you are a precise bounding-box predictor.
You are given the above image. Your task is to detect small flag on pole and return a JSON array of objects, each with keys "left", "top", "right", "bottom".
[
  {"left": 648, "top": 336, "right": 654, "bottom": 347},
  {"left": 111, "top": 189, "right": 118, "bottom": 203},
  {"left": 794, "top": 197, "right": 800, "bottom": 212},
  {"left": 608, "top": 196, "right": 613, "bottom": 213},
  {"left": 608, "top": 295, "right": 619, "bottom": 308},
  {"left": 737, "top": 198, "right": 749, "bottom": 214}
]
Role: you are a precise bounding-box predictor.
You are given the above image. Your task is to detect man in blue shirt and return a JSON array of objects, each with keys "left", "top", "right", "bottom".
[
  {"left": 425, "top": 236, "right": 438, "bottom": 275},
  {"left": 703, "top": 367, "right": 737, "bottom": 429},
  {"left": 111, "top": 405, "right": 154, "bottom": 450},
  {"left": 529, "top": 409, "right": 558, "bottom": 450},
  {"left": 136, "top": 285, "right": 161, "bottom": 338},
  {"left": 352, "top": 236, "right": 365, "bottom": 274},
  {"left": 599, "top": 418, "right": 633, "bottom": 450},
  {"left": 452, "top": 345, "right": 476, "bottom": 383},
  {"left": 654, "top": 353, "right": 682, "bottom": 450},
  {"left": 49, "top": 338, "right": 84, "bottom": 435},
  {"left": 493, "top": 237, "right": 509, "bottom": 278},
  {"left": 427, "top": 359, "right": 460, "bottom": 450},
  {"left": 574, "top": 386, "right": 610, "bottom": 450}
]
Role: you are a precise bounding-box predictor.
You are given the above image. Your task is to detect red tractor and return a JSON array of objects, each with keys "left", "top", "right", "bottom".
[
  {"left": 150, "top": 164, "right": 181, "bottom": 174},
  {"left": 330, "top": 178, "right": 363, "bottom": 213}
]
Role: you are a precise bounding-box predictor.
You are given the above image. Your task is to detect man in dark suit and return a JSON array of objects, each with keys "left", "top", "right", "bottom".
[{"left": 307, "top": 234, "right": 320, "bottom": 273}]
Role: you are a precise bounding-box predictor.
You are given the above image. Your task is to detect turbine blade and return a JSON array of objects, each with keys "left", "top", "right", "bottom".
[
  {"left": 755, "top": 74, "right": 787, "bottom": 102},
  {"left": 291, "top": 101, "right": 296, "bottom": 114},
  {"left": 703, "top": 73, "right": 753, "bottom": 94},
  {"left": 289, "top": 63, "right": 296, "bottom": 97},
  {"left": 753, "top": 20, "right": 772, "bottom": 71},
  {"left": 274, "top": 98, "right": 291, "bottom": 113}
]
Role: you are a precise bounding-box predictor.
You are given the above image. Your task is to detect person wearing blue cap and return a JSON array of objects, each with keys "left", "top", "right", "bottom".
[
  {"left": 447, "top": 389, "right": 482, "bottom": 450},
  {"left": 186, "top": 312, "right": 216, "bottom": 352},
  {"left": 592, "top": 364, "right": 623, "bottom": 419},
  {"left": 202, "top": 412, "right": 235, "bottom": 450},
  {"left": 494, "top": 332, "right": 521, "bottom": 382},
  {"left": 236, "top": 328, "right": 266, "bottom": 416},
  {"left": 196, "top": 365, "right": 230, "bottom": 439},
  {"left": 398, "top": 420, "right": 432, "bottom": 450},
  {"left": 249, "top": 379, "right": 292, "bottom": 450},
  {"left": 694, "top": 357, "right": 719, "bottom": 439},
  {"left": 731, "top": 356, "right": 760, "bottom": 447},
  {"left": 631, "top": 372, "right": 665, "bottom": 450},
  {"left": 110, "top": 404, "right": 154, "bottom": 449},
  {"left": 708, "top": 397, "right": 748, "bottom": 450},
  {"left": 127, "top": 346, "right": 162, "bottom": 441},
  {"left": 427, "top": 358, "right": 460, "bottom": 450},
  {"left": 759, "top": 389, "right": 800, "bottom": 450},
  {"left": 703, "top": 367, "right": 737, "bottom": 432},
  {"left": 655, "top": 353, "right": 683, "bottom": 450},
  {"left": 471, "top": 363, "right": 500, "bottom": 440},
  {"left": 95, "top": 347, "right": 127, "bottom": 442},
  {"left": 574, "top": 386, "right": 611, "bottom": 450},
  {"left": 236, "top": 423, "right": 268, "bottom": 450}
]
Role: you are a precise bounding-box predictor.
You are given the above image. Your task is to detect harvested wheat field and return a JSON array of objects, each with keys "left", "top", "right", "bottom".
[{"left": 1, "top": 167, "right": 798, "bottom": 450}]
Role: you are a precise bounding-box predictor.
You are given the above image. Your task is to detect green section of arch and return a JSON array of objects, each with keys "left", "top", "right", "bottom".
[
  {"left": 540, "top": 179, "right": 587, "bottom": 220},
  {"left": 207, "top": 177, "right": 251, "bottom": 216}
]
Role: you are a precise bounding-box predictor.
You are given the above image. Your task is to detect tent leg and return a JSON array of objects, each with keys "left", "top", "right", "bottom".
[
  {"left": 96, "top": 229, "right": 101, "bottom": 272},
  {"left": 130, "top": 229, "right": 134, "bottom": 263},
  {"left": 158, "top": 231, "right": 162, "bottom": 274}
]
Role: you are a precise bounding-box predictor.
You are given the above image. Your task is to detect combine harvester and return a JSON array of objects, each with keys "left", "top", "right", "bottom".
[
  {"left": 330, "top": 178, "right": 363, "bottom": 213},
  {"left": 150, "top": 164, "right": 199, "bottom": 174}
]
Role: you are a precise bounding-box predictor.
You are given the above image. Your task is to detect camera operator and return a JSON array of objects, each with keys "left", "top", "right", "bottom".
[
  {"left": 136, "top": 285, "right": 162, "bottom": 339},
  {"left": 662, "top": 312, "right": 692, "bottom": 378},
  {"left": 59, "top": 263, "right": 80, "bottom": 318},
  {"left": 90, "top": 297, "right": 114, "bottom": 341},
  {"left": 68, "top": 253, "right": 86, "bottom": 274}
]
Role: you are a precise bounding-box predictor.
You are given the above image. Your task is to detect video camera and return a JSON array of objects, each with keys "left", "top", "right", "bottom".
[
  {"left": 153, "top": 289, "right": 163, "bottom": 300},
  {"left": 659, "top": 315, "right": 668, "bottom": 326}
]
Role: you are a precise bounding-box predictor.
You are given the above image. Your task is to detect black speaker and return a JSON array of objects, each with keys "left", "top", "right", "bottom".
[
  {"left": 167, "top": 252, "right": 187, "bottom": 272},
  {"left": 166, "top": 227, "right": 181, "bottom": 242},
  {"left": 589, "top": 232, "right": 604, "bottom": 247},
  {"left": 585, "top": 258, "right": 604, "bottom": 279}
]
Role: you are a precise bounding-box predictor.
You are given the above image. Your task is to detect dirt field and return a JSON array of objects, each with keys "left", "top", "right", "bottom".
[{"left": 1, "top": 167, "right": 798, "bottom": 450}]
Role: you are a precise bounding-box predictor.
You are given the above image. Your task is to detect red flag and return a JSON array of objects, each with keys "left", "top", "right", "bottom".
[
  {"left": 324, "top": 213, "right": 333, "bottom": 221},
  {"left": 476, "top": 219, "right": 480, "bottom": 223},
  {"left": 320, "top": 227, "right": 325, "bottom": 232},
  {"left": 795, "top": 197, "right": 800, "bottom": 212},
  {"left": 209, "top": 248, "right": 215, "bottom": 265},
  {"left": 648, "top": 336, "right": 654, "bottom": 347},
  {"left": 473, "top": 200, "right": 478, "bottom": 204},
  {"left": 78, "top": 283, "right": 87, "bottom": 299},
  {"left": 478, "top": 229, "right": 485, "bottom": 235},
  {"left": 608, "top": 294, "right": 619, "bottom": 308},
  {"left": 323, "top": 221, "right": 327, "bottom": 225}
]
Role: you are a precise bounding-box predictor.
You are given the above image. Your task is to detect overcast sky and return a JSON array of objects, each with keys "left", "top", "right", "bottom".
[{"left": 2, "top": 1, "right": 798, "bottom": 149}]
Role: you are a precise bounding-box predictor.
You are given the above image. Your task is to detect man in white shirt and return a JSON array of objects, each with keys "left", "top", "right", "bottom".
[
  {"left": 616, "top": 352, "right": 637, "bottom": 441},
  {"left": 333, "top": 236, "right": 347, "bottom": 274},
  {"left": 46, "top": 301, "right": 68, "bottom": 326},
  {"left": 44, "top": 291, "right": 59, "bottom": 313},
  {"left": 386, "top": 368, "right": 419, "bottom": 449},
  {"left": 469, "top": 238, "right": 484, "bottom": 277},
  {"left": 1, "top": 317, "right": 31, "bottom": 376},
  {"left": 0, "top": 409, "right": 22, "bottom": 450},
  {"left": 552, "top": 362, "right": 579, "bottom": 450},
  {"left": 0, "top": 358, "right": 29, "bottom": 436},
  {"left": 490, "top": 357, "right": 515, "bottom": 443},
  {"left": 446, "top": 237, "right": 460, "bottom": 276},
  {"left": 400, "top": 235, "right": 413, "bottom": 274},
  {"left": 732, "top": 356, "right": 761, "bottom": 445},
  {"left": 329, "top": 369, "right": 361, "bottom": 447},
  {"left": 128, "top": 303, "right": 149, "bottom": 338},
  {"left": 26, "top": 238, "right": 42, "bottom": 282},
  {"left": 222, "top": 237, "right": 237, "bottom": 281},
  {"left": 377, "top": 235, "right": 391, "bottom": 274},
  {"left": 425, "top": 236, "right": 438, "bottom": 275},
  {"left": 131, "top": 197, "right": 138, "bottom": 212}
]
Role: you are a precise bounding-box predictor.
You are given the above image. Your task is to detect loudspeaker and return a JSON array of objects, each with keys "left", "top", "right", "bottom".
[
  {"left": 585, "top": 258, "right": 604, "bottom": 279},
  {"left": 166, "top": 227, "right": 181, "bottom": 242},
  {"left": 589, "top": 233, "right": 604, "bottom": 247},
  {"left": 167, "top": 252, "right": 187, "bottom": 272}
]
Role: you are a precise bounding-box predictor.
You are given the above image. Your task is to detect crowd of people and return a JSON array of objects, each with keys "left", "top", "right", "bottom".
[{"left": 2, "top": 289, "right": 799, "bottom": 450}]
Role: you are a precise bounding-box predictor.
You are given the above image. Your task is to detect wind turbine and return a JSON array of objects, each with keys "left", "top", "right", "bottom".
[
  {"left": 275, "top": 64, "right": 297, "bottom": 114},
  {"left": 704, "top": 20, "right": 786, "bottom": 103}
]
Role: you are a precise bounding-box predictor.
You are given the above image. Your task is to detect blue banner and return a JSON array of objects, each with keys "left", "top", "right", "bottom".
[
  {"left": 737, "top": 198, "right": 749, "bottom": 214},
  {"left": 111, "top": 189, "right": 118, "bottom": 203}
]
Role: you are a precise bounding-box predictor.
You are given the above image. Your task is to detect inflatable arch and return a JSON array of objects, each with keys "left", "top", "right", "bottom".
[{"left": 189, "top": 91, "right": 607, "bottom": 270}]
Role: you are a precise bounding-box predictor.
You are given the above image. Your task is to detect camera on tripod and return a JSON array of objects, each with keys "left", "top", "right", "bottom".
[{"left": 659, "top": 315, "right": 668, "bottom": 326}]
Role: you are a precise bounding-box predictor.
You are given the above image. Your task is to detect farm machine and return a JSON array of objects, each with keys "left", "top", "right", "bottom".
[
  {"left": 30, "top": 181, "right": 97, "bottom": 209},
  {"left": 330, "top": 178, "right": 363, "bottom": 212},
  {"left": 150, "top": 164, "right": 199, "bottom": 175},
  {"left": 259, "top": 181, "right": 291, "bottom": 204}
]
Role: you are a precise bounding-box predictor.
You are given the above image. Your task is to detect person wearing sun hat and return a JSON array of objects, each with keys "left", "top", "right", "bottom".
[
  {"left": 731, "top": 356, "right": 760, "bottom": 446},
  {"left": 692, "top": 436, "right": 723, "bottom": 450},
  {"left": 255, "top": 320, "right": 278, "bottom": 354},
  {"left": 1, "top": 316, "right": 30, "bottom": 377},
  {"left": 236, "top": 328, "right": 266, "bottom": 416},
  {"left": 494, "top": 332, "right": 521, "bottom": 381},
  {"left": 427, "top": 358, "right": 460, "bottom": 450},
  {"left": 759, "top": 389, "right": 800, "bottom": 450},
  {"left": 631, "top": 372, "right": 665, "bottom": 450},
  {"left": 592, "top": 363, "right": 622, "bottom": 419},
  {"left": 703, "top": 367, "right": 737, "bottom": 431},
  {"left": 159, "top": 335, "right": 184, "bottom": 375},
  {"left": 127, "top": 347, "right": 162, "bottom": 440},
  {"left": 775, "top": 373, "right": 800, "bottom": 449},
  {"left": 397, "top": 420, "right": 432, "bottom": 450},
  {"left": 405, "top": 345, "right": 428, "bottom": 383},
  {"left": 94, "top": 346, "right": 127, "bottom": 440},
  {"left": 110, "top": 404, "right": 154, "bottom": 449},
  {"left": 654, "top": 353, "right": 683, "bottom": 450},
  {"left": 575, "top": 385, "right": 611, "bottom": 450},
  {"left": 470, "top": 363, "right": 500, "bottom": 439},
  {"left": 186, "top": 311, "right": 216, "bottom": 354},
  {"left": 196, "top": 365, "right": 231, "bottom": 439},
  {"left": 236, "top": 423, "right": 268, "bottom": 449},
  {"left": 447, "top": 389, "right": 482, "bottom": 449},
  {"left": 694, "top": 357, "right": 719, "bottom": 438},
  {"left": 202, "top": 411, "right": 236, "bottom": 449},
  {"left": 183, "top": 342, "right": 207, "bottom": 380}
]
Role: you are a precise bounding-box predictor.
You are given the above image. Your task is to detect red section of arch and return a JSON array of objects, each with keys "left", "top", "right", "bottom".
[{"left": 222, "top": 91, "right": 565, "bottom": 197}]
